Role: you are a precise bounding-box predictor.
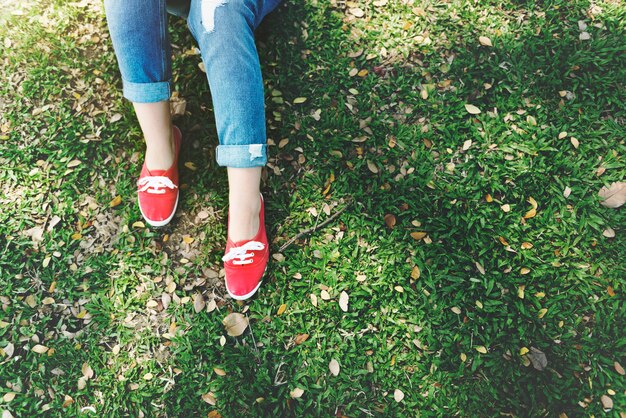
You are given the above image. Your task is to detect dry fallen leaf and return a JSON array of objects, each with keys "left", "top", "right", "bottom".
[
  {"left": 465, "top": 104, "right": 481, "bottom": 114},
  {"left": 501, "top": 204, "right": 511, "bottom": 212},
  {"left": 349, "top": 7, "right": 364, "bottom": 17},
  {"left": 81, "top": 363, "right": 94, "bottom": 379},
  {"left": 518, "top": 285, "right": 525, "bottom": 299},
  {"left": 570, "top": 137, "right": 580, "bottom": 149},
  {"left": 193, "top": 293, "right": 205, "bottom": 313},
  {"left": 394, "top": 389, "right": 404, "bottom": 402},
  {"left": 339, "top": 291, "right": 349, "bottom": 312},
  {"left": 108, "top": 195, "right": 122, "bottom": 208},
  {"left": 222, "top": 313, "right": 248, "bottom": 337},
  {"left": 3, "top": 342, "right": 14, "bottom": 359},
  {"left": 600, "top": 395, "right": 613, "bottom": 410},
  {"left": 528, "top": 347, "right": 548, "bottom": 371},
  {"left": 201, "top": 392, "right": 217, "bottom": 405},
  {"left": 294, "top": 334, "right": 309, "bottom": 345},
  {"left": 290, "top": 387, "right": 305, "bottom": 399},
  {"left": 614, "top": 361, "right": 625, "bottom": 375},
  {"left": 475, "top": 346, "right": 487, "bottom": 354},
  {"left": 519, "top": 347, "right": 529, "bottom": 356},
  {"left": 31, "top": 344, "right": 49, "bottom": 354},
  {"left": 603, "top": 228, "right": 615, "bottom": 238},
  {"left": 213, "top": 367, "right": 227, "bottom": 376},
  {"left": 598, "top": 182, "right": 626, "bottom": 208},
  {"left": 462, "top": 139, "right": 472, "bottom": 150},
  {"left": 277, "top": 303, "right": 287, "bottom": 316},
  {"left": 538, "top": 308, "right": 548, "bottom": 319},
  {"left": 384, "top": 214, "right": 396, "bottom": 229},
  {"left": 367, "top": 160, "right": 378, "bottom": 173},
  {"left": 475, "top": 261, "right": 485, "bottom": 274},
  {"left": 410, "top": 231, "right": 427, "bottom": 240},
  {"left": 329, "top": 359, "right": 340, "bottom": 376},
  {"left": 479, "top": 36, "right": 492, "bottom": 47},
  {"left": 410, "top": 266, "right": 421, "bottom": 279}
]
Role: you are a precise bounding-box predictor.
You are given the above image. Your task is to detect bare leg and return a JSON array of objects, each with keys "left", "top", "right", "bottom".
[
  {"left": 133, "top": 101, "right": 175, "bottom": 171},
  {"left": 227, "top": 167, "right": 262, "bottom": 242}
]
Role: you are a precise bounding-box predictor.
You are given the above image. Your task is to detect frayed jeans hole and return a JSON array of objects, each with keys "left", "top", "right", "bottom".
[
  {"left": 201, "top": 0, "right": 227, "bottom": 32},
  {"left": 248, "top": 144, "right": 263, "bottom": 160}
]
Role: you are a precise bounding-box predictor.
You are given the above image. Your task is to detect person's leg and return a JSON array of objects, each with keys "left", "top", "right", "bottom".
[
  {"left": 187, "top": 0, "right": 281, "bottom": 298},
  {"left": 134, "top": 102, "right": 175, "bottom": 171},
  {"left": 104, "top": 0, "right": 181, "bottom": 225},
  {"left": 187, "top": 0, "right": 280, "bottom": 240},
  {"left": 104, "top": 0, "right": 175, "bottom": 170}
]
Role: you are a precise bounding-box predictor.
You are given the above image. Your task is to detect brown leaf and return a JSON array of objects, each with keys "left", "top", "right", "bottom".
[
  {"left": 465, "top": 104, "right": 481, "bottom": 114},
  {"left": 478, "top": 36, "right": 493, "bottom": 47},
  {"left": 600, "top": 395, "right": 613, "bottom": 410},
  {"left": 410, "top": 266, "right": 421, "bottom": 279},
  {"left": 410, "top": 231, "right": 427, "bottom": 240},
  {"left": 201, "top": 392, "right": 217, "bottom": 405},
  {"left": 81, "top": 363, "right": 94, "bottom": 379},
  {"left": 384, "top": 214, "right": 396, "bottom": 229},
  {"left": 614, "top": 361, "right": 625, "bottom": 375},
  {"left": 598, "top": 182, "right": 626, "bottom": 208},
  {"left": 213, "top": 367, "right": 227, "bottom": 376},
  {"left": 528, "top": 347, "right": 547, "bottom": 371},
  {"left": 222, "top": 313, "right": 248, "bottom": 337},
  {"left": 294, "top": 333, "right": 309, "bottom": 345},
  {"left": 603, "top": 228, "right": 615, "bottom": 238},
  {"left": 193, "top": 293, "right": 205, "bottom": 313}
]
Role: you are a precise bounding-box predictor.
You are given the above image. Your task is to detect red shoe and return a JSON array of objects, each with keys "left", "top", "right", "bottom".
[
  {"left": 222, "top": 194, "right": 269, "bottom": 300},
  {"left": 136, "top": 126, "right": 182, "bottom": 227}
]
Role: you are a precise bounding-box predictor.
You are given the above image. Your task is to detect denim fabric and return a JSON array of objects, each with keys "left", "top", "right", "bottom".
[{"left": 103, "top": 0, "right": 282, "bottom": 168}]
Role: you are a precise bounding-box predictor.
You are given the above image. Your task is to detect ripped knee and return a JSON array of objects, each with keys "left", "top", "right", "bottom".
[{"left": 201, "top": 0, "right": 227, "bottom": 32}]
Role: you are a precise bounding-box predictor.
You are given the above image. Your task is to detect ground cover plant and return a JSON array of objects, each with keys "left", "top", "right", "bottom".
[{"left": 0, "top": 0, "right": 624, "bottom": 416}]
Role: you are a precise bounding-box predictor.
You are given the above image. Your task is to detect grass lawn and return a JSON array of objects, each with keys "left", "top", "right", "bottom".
[{"left": 0, "top": 0, "right": 625, "bottom": 416}]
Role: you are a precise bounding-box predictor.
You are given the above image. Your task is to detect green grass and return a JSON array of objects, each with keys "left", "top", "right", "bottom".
[{"left": 0, "top": 0, "right": 624, "bottom": 416}]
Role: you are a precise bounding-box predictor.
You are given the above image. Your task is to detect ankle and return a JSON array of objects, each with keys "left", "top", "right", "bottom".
[{"left": 144, "top": 132, "right": 175, "bottom": 171}]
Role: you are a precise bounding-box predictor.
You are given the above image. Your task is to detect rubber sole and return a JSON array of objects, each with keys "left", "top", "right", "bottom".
[
  {"left": 225, "top": 266, "right": 267, "bottom": 301},
  {"left": 138, "top": 193, "right": 179, "bottom": 228}
]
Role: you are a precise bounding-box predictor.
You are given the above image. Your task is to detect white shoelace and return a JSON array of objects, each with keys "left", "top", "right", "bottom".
[
  {"left": 137, "top": 176, "right": 178, "bottom": 194},
  {"left": 222, "top": 241, "right": 265, "bottom": 265}
]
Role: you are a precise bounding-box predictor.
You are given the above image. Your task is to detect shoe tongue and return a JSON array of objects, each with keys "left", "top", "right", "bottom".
[{"left": 147, "top": 168, "right": 167, "bottom": 177}]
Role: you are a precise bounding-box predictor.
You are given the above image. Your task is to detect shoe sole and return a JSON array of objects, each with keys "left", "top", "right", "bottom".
[
  {"left": 225, "top": 266, "right": 267, "bottom": 301},
  {"left": 138, "top": 193, "right": 179, "bottom": 228}
]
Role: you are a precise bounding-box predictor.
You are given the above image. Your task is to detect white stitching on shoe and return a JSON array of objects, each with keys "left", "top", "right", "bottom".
[
  {"left": 222, "top": 241, "right": 265, "bottom": 265},
  {"left": 137, "top": 176, "right": 178, "bottom": 194}
]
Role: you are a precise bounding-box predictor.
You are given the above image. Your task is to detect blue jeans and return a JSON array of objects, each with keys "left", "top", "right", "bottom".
[{"left": 103, "top": 0, "right": 282, "bottom": 168}]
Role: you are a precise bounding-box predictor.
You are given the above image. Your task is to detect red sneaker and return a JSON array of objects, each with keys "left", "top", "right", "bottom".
[
  {"left": 136, "top": 126, "right": 182, "bottom": 227},
  {"left": 222, "top": 194, "right": 269, "bottom": 300}
]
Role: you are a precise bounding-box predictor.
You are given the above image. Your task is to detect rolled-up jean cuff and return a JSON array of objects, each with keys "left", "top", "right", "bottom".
[
  {"left": 122, "top": 79, "right": 171, "bottom": 103},
  {"left": 216, "top": 144, "right": 267, "bottom": 168}
]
